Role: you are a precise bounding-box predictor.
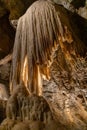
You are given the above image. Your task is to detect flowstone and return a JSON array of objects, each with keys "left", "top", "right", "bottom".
[{"left": 0, "top": 85, "right": 55, "bottom": 130}]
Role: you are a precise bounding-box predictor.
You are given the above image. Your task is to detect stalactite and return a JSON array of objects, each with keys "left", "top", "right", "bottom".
[{"left": 10, "top": 0, "right": 64, "bottom": 95}]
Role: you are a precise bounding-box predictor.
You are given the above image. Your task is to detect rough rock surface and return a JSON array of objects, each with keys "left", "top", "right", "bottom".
[
  {"left": 78, "top": 6, "right": 87, "bottom": 19},
  {"left": 0, "top": 100, "right": 7, "bottom": 123},
  {"left": 0, "top": 92, "right": 56, "bottom": 130},
  {"left": 2, "top": 0, "right": 37, "bottom": 19}
]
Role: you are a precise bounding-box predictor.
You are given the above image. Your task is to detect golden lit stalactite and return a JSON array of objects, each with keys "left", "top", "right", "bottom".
[
  {"left": 22, "top": 56, "right": 28, "bottom": 87},
  {"left": 36, "top": 65, "right": 42, "bottom": 96},
  {"left": 22, "top": 57, "right": 43, "bottom": 96},
  {"left": 22, "top": 57, "right": 51, "bottom": 96},
  {"left": 22, "top": 56, "right": 31, "bottom": 95},
  {"left": 30, "top": 63, "right": 43, "bottom": 96}
]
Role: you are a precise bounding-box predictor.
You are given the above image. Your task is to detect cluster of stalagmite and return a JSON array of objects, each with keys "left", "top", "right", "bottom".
[
  {"left": 6, "top": 85, "right": 53, "bottom": 122},
  {"left": 0, "top": 84, "right": 55, "bottom": 130}
]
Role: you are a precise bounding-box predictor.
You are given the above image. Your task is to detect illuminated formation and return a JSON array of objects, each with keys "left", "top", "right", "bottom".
[{"left": 10, "top": 0, "right": 85, "bottom": 95}]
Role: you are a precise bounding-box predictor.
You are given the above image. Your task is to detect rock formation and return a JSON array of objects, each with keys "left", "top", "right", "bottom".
[
  {"left": 0, "top": 0, "right": 87, "bottom": 130},
  {"left": 10, "top": 0, "right": 87, "bottom": 95},
  {"left": 78, "top": 6, "right": 87, "bottom": 19},
  {"left": 0, "top": 87, "right": 55, "bottom": 130},
  {"left": 0, "top": 83, "right": 9, "bottom": 100}
]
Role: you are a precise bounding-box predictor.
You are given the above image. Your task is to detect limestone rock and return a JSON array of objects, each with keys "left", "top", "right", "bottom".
[
  {"left": 0, "top": 83, "right": 9, "bottom": 100},
  {"left": 78, "top": 6, "right": 87, "bottom": 19}
]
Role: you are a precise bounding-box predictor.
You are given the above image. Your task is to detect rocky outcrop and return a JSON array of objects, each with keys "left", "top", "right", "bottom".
[{"left": 78, "top": 6, "right": 87, "bottom": 19}]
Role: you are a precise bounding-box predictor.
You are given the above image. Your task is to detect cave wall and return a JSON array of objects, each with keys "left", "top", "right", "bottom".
[{"left": 0, "top": 6, "right": 15, "bottom": 59}]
